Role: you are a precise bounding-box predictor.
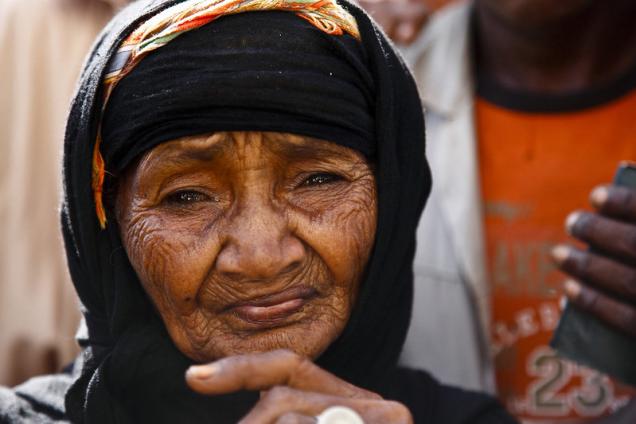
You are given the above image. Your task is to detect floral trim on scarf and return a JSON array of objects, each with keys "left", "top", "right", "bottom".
[{"left": 92, "top": 0, "right": 359, "bottom": 228}]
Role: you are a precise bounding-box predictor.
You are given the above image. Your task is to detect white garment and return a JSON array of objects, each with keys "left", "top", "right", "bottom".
[
  {"left": 0, "top": 0, "right": 113, "bottom": 386},
  {"left": 398, "top": 1, "right": 496, "bottom": 393}
]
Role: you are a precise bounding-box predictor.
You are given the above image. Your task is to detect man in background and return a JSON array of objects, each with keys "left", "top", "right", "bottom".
[
  {"left": 393, "top": 0, "right": 636, "bottom": 422},
  {"left": 358, "top": 0, "right": 451, "bottom": 45},
  {"left": 0, "top": 0, "right": 121, "bottom": 386}
]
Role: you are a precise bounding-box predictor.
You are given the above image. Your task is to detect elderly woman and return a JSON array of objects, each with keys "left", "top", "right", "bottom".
[{"left": 0, "top": 0, "right": 516, "bottom": 422}]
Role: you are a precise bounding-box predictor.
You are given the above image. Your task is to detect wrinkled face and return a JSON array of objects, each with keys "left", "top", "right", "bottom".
[{"left": 116, "top": 131, "right": 377, "bottom": 362}]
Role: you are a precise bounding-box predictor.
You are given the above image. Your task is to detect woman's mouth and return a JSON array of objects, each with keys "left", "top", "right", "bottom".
[{"left": 228, "top": 286, "right": 317, "bottom": 326}]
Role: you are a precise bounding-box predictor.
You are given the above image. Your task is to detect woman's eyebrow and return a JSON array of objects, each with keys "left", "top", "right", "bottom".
[
  {"left": 179, "top": 145, "right": 225, "bottom": 162},
  {"left": 159, "top": 142, "right": 228, "bottom": 165},
  {"left": 275, "top": 142, "right": 344, "bottom": 161}
]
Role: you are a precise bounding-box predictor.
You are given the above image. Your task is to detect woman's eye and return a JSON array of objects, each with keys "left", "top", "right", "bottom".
[
  {"left": 165, "top": 190, "right": 210, "bottom": 205},
  {"left": 301, "top": 173, "right": 342, "bottom": 187}
]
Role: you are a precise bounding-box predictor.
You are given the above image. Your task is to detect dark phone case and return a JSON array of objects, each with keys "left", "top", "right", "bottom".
[{"left": 550, "top": 163, "right": 636, "bottom": 387}]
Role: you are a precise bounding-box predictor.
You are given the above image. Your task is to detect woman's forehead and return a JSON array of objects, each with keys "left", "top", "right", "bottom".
[{"left": 140, "top": 131, "right": 364, "bottom": 167}]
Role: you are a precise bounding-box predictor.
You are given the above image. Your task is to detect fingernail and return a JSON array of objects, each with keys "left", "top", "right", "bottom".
[
  {"left": 186, "top": 364, "right": 218, "bottom": 380},
  {"left": 551, "top": 245, "right": 570, "bottom": 264},
  {"left": 564, "top": 280, "right": 581, "bottom": 299},
  {"left": 590, "top": 186, "right": 609, "bottom": 208},
  {"left": 565, "top": 212, "right": 581, "bottom": 236}
]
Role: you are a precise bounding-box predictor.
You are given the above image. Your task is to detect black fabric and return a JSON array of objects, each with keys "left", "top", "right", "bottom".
[
  {"left": 59, "top": 0, "right": 514, "bottom": 423},
  {"left": 476, "top": 66, "right": 636, "bottom": 113},
  {"left": 385, "top": 368, "right": 516, "bottom": 424},
  {"left": 0, "top": 369, "right": 518, "bottom": 424},
  {"left": 101, "top": 11, "right": 376, "bottom": 172}
]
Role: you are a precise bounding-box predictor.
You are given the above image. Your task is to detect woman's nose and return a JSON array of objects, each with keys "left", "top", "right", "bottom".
[{"left": 215, "top": 202, "right": 306, "bottom": 281}]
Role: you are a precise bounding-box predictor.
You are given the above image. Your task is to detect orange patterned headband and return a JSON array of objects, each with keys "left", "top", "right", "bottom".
[{"left": 92, "top": 0, "right": 360, "bottom": 228}]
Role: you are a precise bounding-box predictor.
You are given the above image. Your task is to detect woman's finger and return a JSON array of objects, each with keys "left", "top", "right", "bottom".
[
  {"left": 186, "top": 349, "right": 380, "bottom": 399},
  {"left": 552, "top": 245, "right": 636, "bottom": 303},
  {"left": 590, "top": 185, "right": 636, "bottom": 221},
  {"left": 566, "top": 211, "right": 636, "bottom": 263},
  {"left": 564, "top": 279, "right": 636, "bottom": 338},
  {"left": 239, "top": 386, "right": 412, "bottom": 424}
]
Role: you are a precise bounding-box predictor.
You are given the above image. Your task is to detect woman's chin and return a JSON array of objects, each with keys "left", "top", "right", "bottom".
[{"left": 172, "top": 315, "right": 342, "bottom": 363}]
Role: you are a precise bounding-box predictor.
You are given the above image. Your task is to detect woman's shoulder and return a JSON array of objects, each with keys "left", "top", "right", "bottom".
[
  {"left": 0, "top": 373, "right": 72, "bottom": 423},
  {"left": 386, "top": 367, "right": 519, "bottom": 424}
]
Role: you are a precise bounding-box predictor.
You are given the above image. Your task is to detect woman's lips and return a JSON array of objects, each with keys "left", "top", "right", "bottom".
[
  {"left": 228, "top": 286, "right": 317, "bottom": 325},
  {"left": 234, "top": 298, "right": 306, "bottom": 323}
]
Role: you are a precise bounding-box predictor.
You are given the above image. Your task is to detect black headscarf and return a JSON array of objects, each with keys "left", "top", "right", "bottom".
[
  {"left": 101, "top": 10, "right": 377, "bottom": 170},
  {"left": 62, "top": 0, "right": 435, "bottom": 422}
]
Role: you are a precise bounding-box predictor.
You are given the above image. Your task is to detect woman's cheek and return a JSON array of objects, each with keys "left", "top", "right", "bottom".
[
  {"left": 294, "top": 180, "right": 377, "bottom": 291},
  {"left": 340, "top": 180, "right": 377, "bottom": 257},
  {"left": 123, "top": 211, "right": 214, "bottom": 316}
]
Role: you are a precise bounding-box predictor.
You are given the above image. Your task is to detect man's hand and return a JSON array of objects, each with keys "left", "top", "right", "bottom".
[
  {"left": 358, "top": 0, "right": 429, "bottom": 45},
  {"left": 552, "top": 185, "right": 636, "bottom": 338},
  {"left": 186, "top": 350, "right": 413, "bottom": 423}
]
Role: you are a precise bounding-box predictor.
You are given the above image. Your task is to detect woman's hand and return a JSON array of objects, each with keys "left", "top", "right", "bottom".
[
  {"left": 551, "top": 185, "right": 636, "bottom": 338},
  {"left": 185, "top": 349, "right": 413, "bottom": 424}
]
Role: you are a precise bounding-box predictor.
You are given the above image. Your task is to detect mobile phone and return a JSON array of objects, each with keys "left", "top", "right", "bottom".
[{"left": 550, "top": 162, "right": 636, "bottom": 386}]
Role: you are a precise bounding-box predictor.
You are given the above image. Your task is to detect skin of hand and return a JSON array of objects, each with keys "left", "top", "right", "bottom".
[
  {"left": 185, "top": 349, "right": 413, "bottom": 424},
  {"left": 115, "top": 131, "right": 377, "bottom": 363},
  {"left": 357, "top": 0, "right": 430, "bottom": 45},
  {"left": 551, "top": 184, "right": 636, "bottom": 338}
]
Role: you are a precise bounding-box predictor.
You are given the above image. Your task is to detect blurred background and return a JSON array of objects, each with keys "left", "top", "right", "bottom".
[{"left": 0, "top": 0, "right": 122, "bottom": 386}]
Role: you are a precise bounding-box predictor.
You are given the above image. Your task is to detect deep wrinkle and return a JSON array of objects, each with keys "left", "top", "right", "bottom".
[{"left": 116, "top": 131, "right": 377, "bottom": 362}]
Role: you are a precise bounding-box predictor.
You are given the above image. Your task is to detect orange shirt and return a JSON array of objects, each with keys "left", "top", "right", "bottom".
[{"left": 477, "top": 88, "right": 636, "bottom": 423}]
